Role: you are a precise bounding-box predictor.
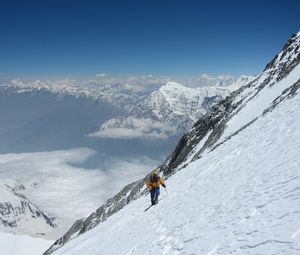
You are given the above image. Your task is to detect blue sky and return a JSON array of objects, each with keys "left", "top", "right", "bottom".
[{"left": 0, "top": 0, "right": 299, "bottom": 78}]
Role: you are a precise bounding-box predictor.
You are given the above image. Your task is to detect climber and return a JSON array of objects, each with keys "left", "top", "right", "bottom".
[{"left": 146, "top": 171, "right": 166, "bottom": 205}]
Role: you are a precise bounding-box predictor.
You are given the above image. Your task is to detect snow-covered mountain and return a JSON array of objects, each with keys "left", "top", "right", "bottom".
[
  {"left": 143, "top": 82, "right": 228, "bottom": 120},
  {"left": 0, "top": 74, "right": 254, "bottom": 154},
  {"left": 0, "top": 179, "right": 56, "bottom": 238},
  {"left": 45, "top": 31, "right": 300, "bottom": 255},
  {"left": 183, "top": 73, "right": 255, "bottom": 89},
  {"left": 3, "top": 74, "right": 255, "bottom": 116},
  {"left": 88, "top": 77, "right": 255, "bottom": 140},
  {"left": 7, "top": 77, "right": 152, "bottom": 111},
  {"left": 88, "top": 82, "right": 232, "bottom": 139}
]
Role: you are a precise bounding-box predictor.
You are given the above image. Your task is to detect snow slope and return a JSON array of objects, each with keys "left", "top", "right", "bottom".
[
  {"left": 0, "top": 232, "right": 52, "bottom": 255},
  {"left": 53, "top": 73, "right": 300, "bottom": 255},
  {"left": 48, "top": 31, "right": 300, "bottom": 255}
]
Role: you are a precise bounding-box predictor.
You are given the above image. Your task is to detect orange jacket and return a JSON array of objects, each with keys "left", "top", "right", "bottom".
[{"left": 146, "top": 177, "right": 166, "bottom": 190}]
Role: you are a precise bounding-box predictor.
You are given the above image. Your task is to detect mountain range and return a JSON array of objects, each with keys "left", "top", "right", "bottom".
[{"left": 0, "top": 72, "right": 254, "bottom": 243}]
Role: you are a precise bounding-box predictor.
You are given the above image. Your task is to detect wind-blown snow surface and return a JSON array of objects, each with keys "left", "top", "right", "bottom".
[
  {"left": 53, "top": 77, "right": 300, "bottom": 254},
  {"left": 0, "top": 232, "right": 52, "bottom": 255},
  {"left": 222, "top": 60, "right": 300, "bottom": 141}
]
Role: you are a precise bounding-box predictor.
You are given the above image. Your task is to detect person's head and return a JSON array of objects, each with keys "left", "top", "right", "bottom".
[{"left": 150, "top": 171, "right": 159, "bottom": 181}]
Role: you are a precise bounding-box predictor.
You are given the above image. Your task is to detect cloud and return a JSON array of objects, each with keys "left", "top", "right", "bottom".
[
  {"left": 0, "top": 148, "right": 159, "bottom": 222},
  {"left": 88, "top": 118, "right": 178, "bottom": 139}
]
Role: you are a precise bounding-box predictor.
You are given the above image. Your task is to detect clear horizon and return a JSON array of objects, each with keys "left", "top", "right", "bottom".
[{"left": 0, "top": 0, "right": 299, "bottom": 79}]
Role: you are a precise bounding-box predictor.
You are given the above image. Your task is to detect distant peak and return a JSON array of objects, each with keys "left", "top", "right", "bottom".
[
  {"left": 159, "top": 81, "right": 194, "bottom": 94},
  {"left": 163, "top": 81, "right": 185, "bottom": 88}
]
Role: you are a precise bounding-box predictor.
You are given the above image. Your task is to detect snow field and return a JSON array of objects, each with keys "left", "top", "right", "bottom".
[
  {"left": 222, "top": 63, "right": 300, "bottom": 141},
  {"left": 0, "top": 232, "right": 52, "bottom": 255}
]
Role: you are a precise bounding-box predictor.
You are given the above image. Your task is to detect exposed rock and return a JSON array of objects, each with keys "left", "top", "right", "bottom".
[{"left": 0, "top": 180, "right": 56, "bottom": 237}]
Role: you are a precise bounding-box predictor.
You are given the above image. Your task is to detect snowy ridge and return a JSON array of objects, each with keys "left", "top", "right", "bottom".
[
  {"left": 185, "top": 74, "right": 255, "bottom": 89},
  {"left": 225, "top": 75, "right": 256, "bottom": 91},
  {"left": 5, "top": 78, "right": 141, "bottom": 111},
  {"left": 145, "top": 81, "right": 229, "bottom": 121},
  {"left": 45, "top": 31, "right": 300, "bottom": 254},
  {"left": 0, "top": 179, "right": 57, "bottom": 238}
]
